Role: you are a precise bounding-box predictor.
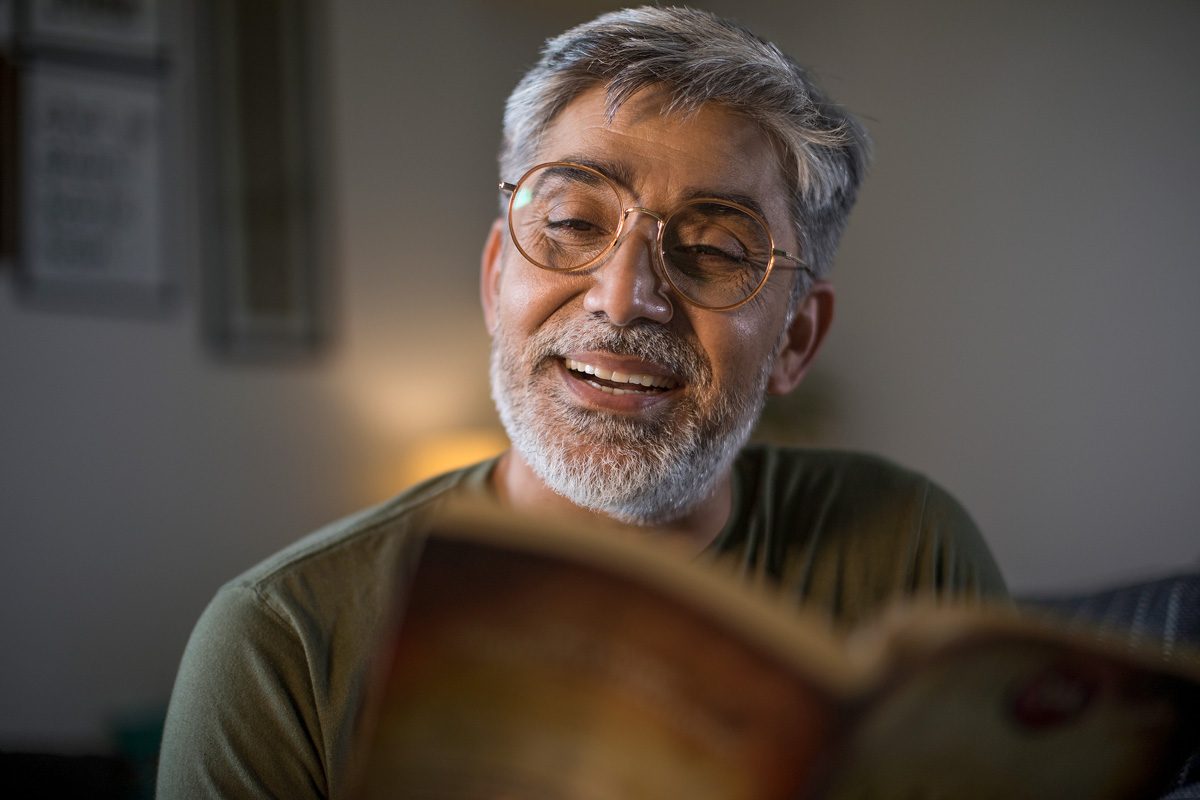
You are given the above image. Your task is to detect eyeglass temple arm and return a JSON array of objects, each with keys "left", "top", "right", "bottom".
[
  {"left": 772, "top": 249, "right": 814, "bottom": 276},
  {"left": 499, "top": 181, "right": 516, "bottom": 193}
]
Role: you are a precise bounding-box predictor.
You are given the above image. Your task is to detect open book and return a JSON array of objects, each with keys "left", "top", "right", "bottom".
[{"left": 347, "top": 503, "right": 1200, "bottom": 800}]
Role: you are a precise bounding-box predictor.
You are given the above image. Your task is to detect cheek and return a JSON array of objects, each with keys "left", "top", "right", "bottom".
[
  {"left": 497, "top": 259, "right": 584, "bottom": 328},
  {"left": 696, "top": 311, "right": 784, "bottom": 387}
]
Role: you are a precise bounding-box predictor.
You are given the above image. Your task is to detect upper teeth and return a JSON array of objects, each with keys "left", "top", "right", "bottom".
[{"left": 564, "top": 358, "right": 676, "bottom": 389}]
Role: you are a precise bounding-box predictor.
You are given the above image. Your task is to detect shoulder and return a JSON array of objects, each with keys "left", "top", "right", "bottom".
[
  {"left": 733, "top": 443, "right": 946, "bottom": 522},
  {"left": 724, "top": 444, "right": 1007, "bottom": 622},
  {"left": 160, "top": 458, "right": 501, "bottom": 798},
  {"left": 737, "top": 442, "right": 925, "bottom": 487},
  {"left": 228, "top": 458, "right": 498, "bottom": 618},
  {"left": 733, "top": 442, "right": 990, "bottom": 553}
]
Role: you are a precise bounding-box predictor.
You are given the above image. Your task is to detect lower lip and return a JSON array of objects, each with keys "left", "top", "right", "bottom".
[{"left": 556, "top": 360, "right": 678, "bottom": 413}]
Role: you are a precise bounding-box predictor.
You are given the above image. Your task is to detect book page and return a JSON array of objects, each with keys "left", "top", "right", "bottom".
[
  {"left": 824, "top": 620, "right": 1200, "bottom": 800},
  {"left": 350, "top": 533, "right": 845, "bottom": 800}
]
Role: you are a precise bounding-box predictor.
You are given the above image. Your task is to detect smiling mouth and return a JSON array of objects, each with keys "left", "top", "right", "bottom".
[{"left": 563, "top": 358, "right": 679, "bottom": 396}]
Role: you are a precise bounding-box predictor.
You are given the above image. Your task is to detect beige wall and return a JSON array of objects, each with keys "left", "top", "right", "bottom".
[{"left": 1, "top": 0, "right": 1197, "bottom": 747}]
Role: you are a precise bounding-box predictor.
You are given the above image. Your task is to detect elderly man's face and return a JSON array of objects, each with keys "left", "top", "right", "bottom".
[{"left": 482, "top": 85, "right": 829, "bottom": 524}]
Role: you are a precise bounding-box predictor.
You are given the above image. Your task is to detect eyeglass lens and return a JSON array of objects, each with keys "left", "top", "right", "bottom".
[{"left": 509, "top": 164, "right": 774, "bottom": 308}]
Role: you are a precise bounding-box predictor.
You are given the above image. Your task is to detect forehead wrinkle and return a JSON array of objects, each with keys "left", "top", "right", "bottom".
[{"left": 540, "top": 91, "right": 755, "bottom": 175}]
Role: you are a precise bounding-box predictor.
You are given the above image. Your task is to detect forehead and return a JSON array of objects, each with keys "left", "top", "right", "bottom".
[{"left": 534, "top": 85, "right": 790, "bottom": 221}]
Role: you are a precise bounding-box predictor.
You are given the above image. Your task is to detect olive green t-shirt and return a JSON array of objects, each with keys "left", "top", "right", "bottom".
[{"left": 157, "top": 445, "right": 1006, "bottom": 798}]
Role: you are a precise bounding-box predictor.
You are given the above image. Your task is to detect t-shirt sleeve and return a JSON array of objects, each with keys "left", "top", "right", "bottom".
[
  {"left": 157, "top": 583, "right": 328, "bottom": 799},
  {"left": 812, "top": 477, "right": 1009, "bottom": 627},
  {"left": 909, "top": 478, "right": 1009, "bottom": 603},
  {"left": 747, "top": 451, "right": 1011, "bottom": 627}
]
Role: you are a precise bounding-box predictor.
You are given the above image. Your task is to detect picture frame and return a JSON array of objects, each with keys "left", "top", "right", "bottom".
[
  {"left": 22, "top": 0, "right": 162, "bottom": 59},
  {"left": 0, "top": 0, "right": 13, "bottom": 45},
  {"left": 197, "top": 0, "right": 327, "bottom": 357},
  {"left": 16, "top": 58, "right": 171, "bottom": 308},
  {"left": 1, "top": 0, "right": 16, "bottom": 264}
]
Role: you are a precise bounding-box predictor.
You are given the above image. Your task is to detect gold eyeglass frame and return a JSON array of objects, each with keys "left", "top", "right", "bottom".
[{"left": 499, "top": 161, "right": 812, "bottom": 312}]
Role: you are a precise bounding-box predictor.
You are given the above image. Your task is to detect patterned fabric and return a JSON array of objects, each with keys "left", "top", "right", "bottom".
[
  {"left": 1024, "top": 573, "right": 1200, "bottom": 650},
  {"left": 1022, "top": 573, "right": 1200, "bottom": 796}
]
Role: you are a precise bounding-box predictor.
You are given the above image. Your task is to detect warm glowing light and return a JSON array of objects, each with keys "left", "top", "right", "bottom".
[{"left": 398, "top": 428, "right": 509, "bottom": 489}]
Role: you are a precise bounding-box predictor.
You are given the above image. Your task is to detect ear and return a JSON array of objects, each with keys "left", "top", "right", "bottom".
[
  {"left": 480, "top": 218, "right": 506, "bottom": 335},
  {"left": 766, "top": 280, "right": 835, "bottom": 395}
]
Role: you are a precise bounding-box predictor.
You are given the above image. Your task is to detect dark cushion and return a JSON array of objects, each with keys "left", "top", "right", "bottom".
[
  {"left": 1021, "top": 572, "right": 1200, "bottom": 796},
  {"left": 1022, "top": 572, "right": 1200, "bottom": 649}
]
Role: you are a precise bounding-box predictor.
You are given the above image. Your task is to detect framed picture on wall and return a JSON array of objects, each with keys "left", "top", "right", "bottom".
[
  {"left": 1, "top": 0, "right": 15, "bottom": 264},
  {"left": 0, "top": 0, "right": 12, "bottom": 43},
  {"left": 198, "top": 0, "right": 327, "bottom": 357},
  {"left": 16, "top": 60, "right": 170, "bottom": 305},
  {"left": 23, "top": 0, "right": 161, "bottom": 58}
]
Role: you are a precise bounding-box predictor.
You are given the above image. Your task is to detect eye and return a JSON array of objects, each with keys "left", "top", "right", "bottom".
[
  {"left": 666, "top": 251, "right": 744, "bottom": 294},
  {"left": 509, "top": 163, "right": 622, "bottom": 270},
  {"left": 547, "top": 217, "right": 603, "bottom": 233},
  {"left": 669, "top": 245, "right": 740, "bottom": 278},
  {"left": 677, "top": 242, "right": 744, "bottom": 260},
  {"left": 664, "top": 202, "right": 773, "bottom": 285},
  {"left": 669, "top": 237, "right": 750, "bottom": 271},
  {"left": 538, "top": 201, "right": 614, "bottom": 248}
]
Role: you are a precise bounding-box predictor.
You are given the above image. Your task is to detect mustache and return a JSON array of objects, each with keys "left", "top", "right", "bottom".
[{"left": 523, "top": 316, "right": 711, "bottom": 385}]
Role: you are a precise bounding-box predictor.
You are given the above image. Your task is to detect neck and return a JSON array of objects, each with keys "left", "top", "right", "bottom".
[{"left": 489, "top": 449, "right": 732, "bottom": 557}]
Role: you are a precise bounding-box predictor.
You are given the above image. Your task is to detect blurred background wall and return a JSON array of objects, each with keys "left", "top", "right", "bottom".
[{"left": 1, "top": 0, "right": 1197, "bottom": 752}]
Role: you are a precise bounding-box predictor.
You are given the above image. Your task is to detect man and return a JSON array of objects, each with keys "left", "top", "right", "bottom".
[{"left": 158, "top": 7, "right": 1006, "bottom": 797}]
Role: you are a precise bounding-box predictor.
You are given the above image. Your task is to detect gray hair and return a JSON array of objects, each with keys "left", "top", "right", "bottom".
[{"left": 499, "top": 5, "right": 871, "bottom": 282}]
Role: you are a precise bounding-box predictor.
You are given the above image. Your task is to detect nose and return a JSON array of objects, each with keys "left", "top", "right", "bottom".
[{"left": 582, "top": 209, "right": 674, "bottom": 326}]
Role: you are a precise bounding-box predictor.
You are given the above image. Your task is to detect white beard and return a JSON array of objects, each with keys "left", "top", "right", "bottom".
[{"left": 489, "top": 314, "right": 775, "bottom": 525}]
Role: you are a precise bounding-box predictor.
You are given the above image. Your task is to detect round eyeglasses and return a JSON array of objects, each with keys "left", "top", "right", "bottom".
[{"left": 498, "top": 161, "right": 812, "bottom": 311}]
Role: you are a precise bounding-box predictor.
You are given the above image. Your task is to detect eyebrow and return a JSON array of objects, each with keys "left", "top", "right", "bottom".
[
  {"left": 686, "top": 190, "right": 769, "bottom": 221},
  {"left": 553, "top": 155, "right": 639, "bottom": 194},
  {"left": 552, "top": 154, "right": 771, "bottom": 221}
]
